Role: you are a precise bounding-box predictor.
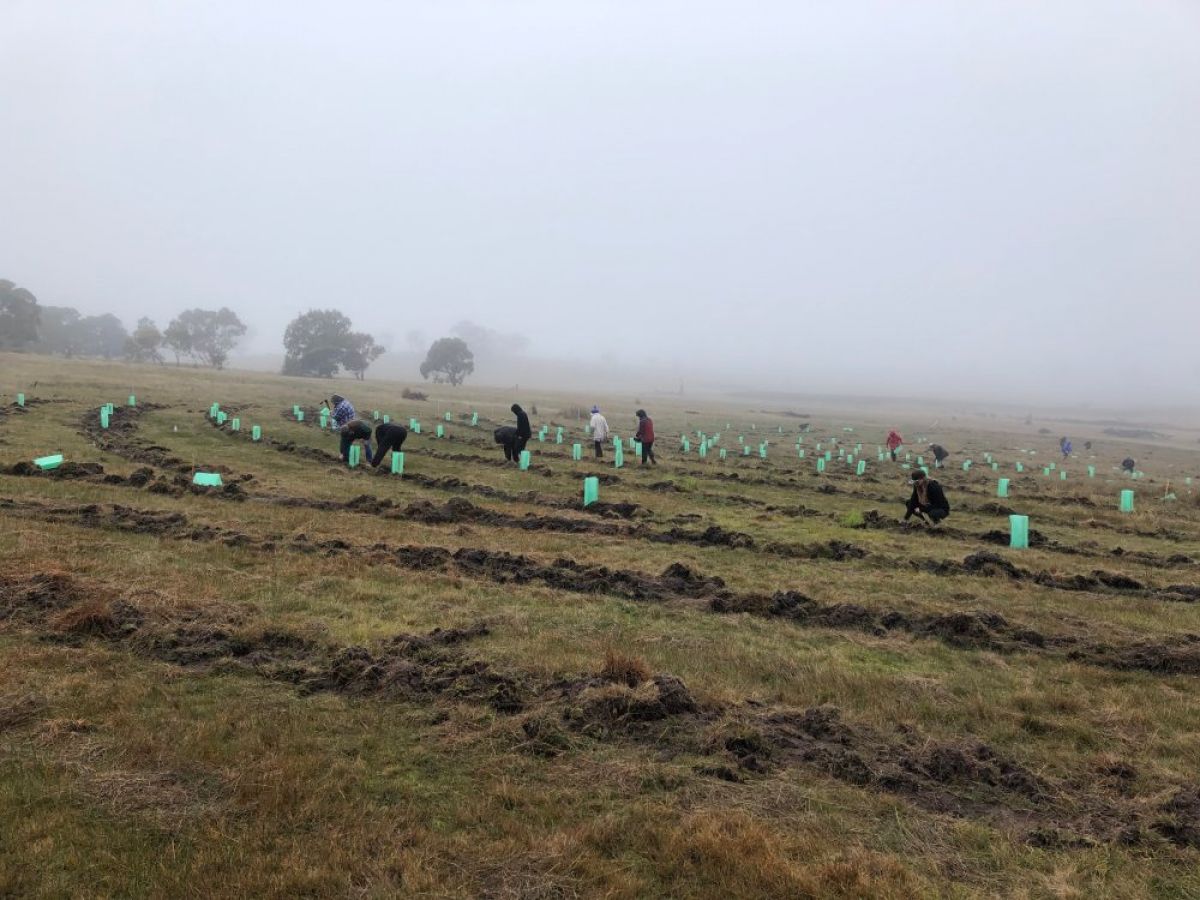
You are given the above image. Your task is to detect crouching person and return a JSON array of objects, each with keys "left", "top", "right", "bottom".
[
  {"left": 340, "top": 419, "right": 373, "bottom": 464},
  {"left": 903, "top": 469, "right": 950, "bottom": 526}
]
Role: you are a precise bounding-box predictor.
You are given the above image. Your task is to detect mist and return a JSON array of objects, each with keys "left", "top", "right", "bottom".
[{"left": 2, "top": 0, "right": 1198, "bottom": 405}]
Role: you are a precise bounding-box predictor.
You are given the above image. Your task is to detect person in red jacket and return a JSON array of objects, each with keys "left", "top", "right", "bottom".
[
  {"left": 886, "top": 429, "right": 904, "bottom": 462},
  {"left": 635, "top": 409, "right": 657, "bottom": 465}
]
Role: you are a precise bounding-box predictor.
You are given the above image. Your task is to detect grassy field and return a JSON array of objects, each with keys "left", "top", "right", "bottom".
[{"left": 2, "top": 352, "right": 1199, "bottom": 899}]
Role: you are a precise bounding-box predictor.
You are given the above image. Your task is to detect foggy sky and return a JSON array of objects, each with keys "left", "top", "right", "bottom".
[{"left": 2, "top": 1, "right": 1198, "bottom": 402}]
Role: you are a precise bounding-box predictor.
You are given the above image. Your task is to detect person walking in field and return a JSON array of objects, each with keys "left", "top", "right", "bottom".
[
  {"left": 928, "top": 443, "right": 950, "bottom": 469},
  {"left": 886, "top": 429, "right": 903, "bottom": 462},
  {"left": 634, "top": 409, "right": 657, "bottom": 465},
  {"left": 1121, "top": 456, "right": 1136, "bottom": 474},
  {"left": 1060, "top": 437, "right": 1072, "bottom": 460},
  {"left": 589, "top": 406, "right": 609, "bottom": 459},
  {"left": 902, "top": 469, "right": 951, "bottom": 526},
  {"left": 369, "top": 422, "right": 408, "bottom": 468}
]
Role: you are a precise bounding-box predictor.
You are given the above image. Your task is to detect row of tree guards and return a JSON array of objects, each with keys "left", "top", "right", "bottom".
[{"left": 30, "top": 394, "right": 1182, "bottom": 522}]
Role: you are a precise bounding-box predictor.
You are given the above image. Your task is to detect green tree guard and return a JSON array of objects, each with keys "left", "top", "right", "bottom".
[
  {"left": 1059, "top": 470, "right": 1067, "bottom": 481},
  {"left": 293, "top": 405, "right": 301, "bottom": 417},
  {"left": 374, "top": 410, "right": 381, "bottom": 421},
  {"left": 391, "top": 452, "right": 404, "bottom": 474},
  {"left": 962, "top": 461, "right": 971, "bottom": 471},
  {"left": 193, "top": 473, "right": 223, "bottom": 487},
  {"left": 34, "top": 454, "right": 63, "bottom": 470},
  {"left": 1119, "top": 490, "right": 1134, "bottom": 513},
  {"left": 571, "top": 443, "right": 582, "bottom": 461},
  {"left": 348, "top": 445, "right": 361, "bottom": 467},
  {"left": 519, "top": 450, "right": 531, "bottom": 471},
  {"left": 297, "top": 410, "right": 304, "bottom": 422},
  {"left": 682, "top": 438, "right": 691, "bottom": 452},
  {"left": 743, "top": 446, "right": 750, "bottom": 456},
  {"left": 856, "top": 460, "right": 866, "bottom": 476},
  {"left": 1016, "top": 462, "right": 1023, "bottom": 473},
  {"left": 719, "top": 448, "right": 727, "bottom": 459},
  {"left": 231, "top": 418, "right": 240, "bottom": 431},
  {"left": 634, "top": 441, "right": 642, "bottom": 457},
  {"left": 698, "top": 443, "right": 707, "bottom": 459},
  {"left": 556, "top": 429, "right": 563, "bottom": 444},
  {"left": 583, "top": 476, "right": 599, "bottom": 507},
  {"left": 210, "top": 403, "right": 220, "bottom": 419},
  {"left": 100, "top": 407, "right": 109, "bottom": 429},
  {"left": 320, "top": 412, "right": 329, "bottom": 429},
  {"left": 217, "top": 411, "right": 227, "bottom": 425},
  {"left": 613, "top": 445, "right": 624, "bottom": 469},
  {"left": 991, "top": 462, "right": 998, "bottom": 471},
  {"left": 471, "top": 412, "right": 479, "bottom": 426},
  {"left": 817, "top": 458, "right": 825, "bottom": 473},
  {"left": 413, "top": 422, "right": 420, "bottom": 434},
  {"left": 1087, "top": 466, "right": 1095, "bottom": 477},
  {"left": 1009, "top": 515, "right": 1029, "bottom": 548},
  {"left": 444, "top": 412, "right": 452, "bottom": 421},
  {"left": 997, "top": 478, "right": 1009, "bottom": 498},
  {"left": 436, "top": 425, "right": 445, "bottom": 438},
  {"left": 252, "top": 425, "right": 261, "bottom": 441},
  {"left": 128, "top": 395, "right": 136, "bottom": 407},
  {"left": 825, "top": 451, "right": 832, "bottom": 461}
]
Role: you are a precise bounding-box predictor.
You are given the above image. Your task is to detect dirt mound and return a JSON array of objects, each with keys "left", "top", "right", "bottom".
[
  {"left": 1151, "top": 787, "right": 1200, "bottom": 848},
  {"left": 1072, "top": 637, "right": 1200, "bottom": 676},
  {"left": 567, "top": 674, "right": 699, "bottom": 736},
  {"left": 739, "top": 706, "right": 1046, "bottom": 817},
  {"left": 961, "top": 551, "right": 1023, "bottom": 579},
  {"left": 0, "top": 572, "right": 97, "bottom": 623}
]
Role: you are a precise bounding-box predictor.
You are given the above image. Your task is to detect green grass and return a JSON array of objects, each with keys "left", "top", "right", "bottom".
[{"left": 2, "top": 352, "right": 1200, "bottom": 898}]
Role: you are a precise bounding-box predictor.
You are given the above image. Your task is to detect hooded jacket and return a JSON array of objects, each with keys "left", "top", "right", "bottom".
[
  {"left": 886, "top": 431, "right": 903, "bottom": 451},
  {"left": 511, "top": 404, "right": 531, "bottom": 439}
]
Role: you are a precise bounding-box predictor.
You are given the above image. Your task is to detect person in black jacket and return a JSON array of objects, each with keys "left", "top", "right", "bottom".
[
  {"left": 927, "top": 443, "right": 950, "bottom": 469},
  {"left": 494, "top": 425, "right": 521, "bottom": 463},
  {"left": 370, "top": 423, "right": 408, "bottom": 468},
  {"left": 511, "top": 403, "right": 531, "bottom": 457},
  {"left": 903, "top": 470, "right": 950, "bottom": 525}
]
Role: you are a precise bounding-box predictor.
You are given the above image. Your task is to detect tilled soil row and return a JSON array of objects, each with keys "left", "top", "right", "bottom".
[
  {"left": 2, "top": 569, "right": 1196, "bottom": 851},
  {"left": 9, "top": 459, "right": 1191, "bottom": 606},
  {"left": 5, "top": 496, "right": 1200, "bottom": 679}
]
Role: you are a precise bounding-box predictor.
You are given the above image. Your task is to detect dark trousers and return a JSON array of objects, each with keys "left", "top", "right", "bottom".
[
  {"left": 594, "top": 440, "right": 604, "bottom": 459},
  {"left": 370, "top": 433, "right": 406, "bottom": 468},
  {"left": 503, "top": 438, "right": 521, "bottom": 462},
  {"left": 340, "top": 433, "right": 372, "bottom": 463},
  {"left": 910, "top": 504, "right": 949, "bottom": 523},
  {"left": 641, "top": 441, "right": 656, "bottom": 464},
  {"left": 890, "top": 449, "right": 898, "bottom": 461}
]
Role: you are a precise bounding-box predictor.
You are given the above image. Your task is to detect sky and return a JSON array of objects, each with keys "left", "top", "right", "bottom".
[{"left": 2, "top": 1, "right": 1198, "bottom": 402}]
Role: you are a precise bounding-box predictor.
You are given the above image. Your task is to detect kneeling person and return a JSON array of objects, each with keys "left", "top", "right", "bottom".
[
  {"left": 904, "top": 470, "right": 950, "bottom": 525},
  {"left": 370, "top": 422, "right": 408, "bottom": 468}
]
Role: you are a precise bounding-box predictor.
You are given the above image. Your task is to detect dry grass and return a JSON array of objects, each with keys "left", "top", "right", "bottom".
[{"left": 1, "top": 352, "right": 1199, "bottom": 897}]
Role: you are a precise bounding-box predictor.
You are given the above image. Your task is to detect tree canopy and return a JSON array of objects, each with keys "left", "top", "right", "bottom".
[
  {"left": 0, "top": 280, "right": 41, "bottom": 350},
  {"left": 124, "top": 317, "right": 165, "bottom": 364},
  {"left": 281, "top": 310, "right": 386, "bottom": 379},
  {"left": 163, "top": 308, "right": 246, "bottom": 369},
  {"left": 420, "top": 337, "right": 474, "bottom": 386}
]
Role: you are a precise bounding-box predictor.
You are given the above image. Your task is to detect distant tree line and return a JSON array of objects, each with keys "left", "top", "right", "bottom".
[
  {"left": 0, "top": 278, "right": 246, "bottom": 369},
  {"left": 5, "top": 277, "right": 504, "bottom": 386}
]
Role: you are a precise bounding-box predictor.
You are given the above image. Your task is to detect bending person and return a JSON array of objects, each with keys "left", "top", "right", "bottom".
[
  {"left": 903, "top": 470, "right": 950, "bottom": 526},
  {"left": 370, "top": 422, "right": 408, "bottom": 468},
  {"left": 494, "top": 425, "right": 521, "bottom": 463}
]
